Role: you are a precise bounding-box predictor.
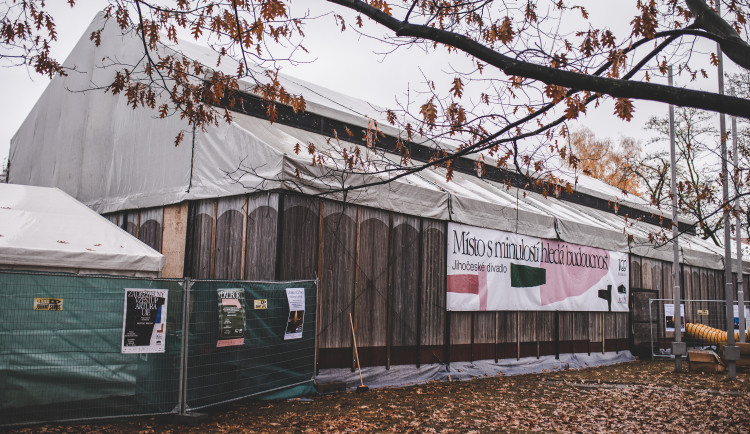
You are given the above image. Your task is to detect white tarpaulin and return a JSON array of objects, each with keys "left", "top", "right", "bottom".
[
  {"left": 447, "top": 222, "right": 629, "bottom": 311},
  {"left": 0, "top": 184, "right": 164, "bottom": 276},
  {"left": 8, "top": 12, "right": 747, "bottom": 274}
]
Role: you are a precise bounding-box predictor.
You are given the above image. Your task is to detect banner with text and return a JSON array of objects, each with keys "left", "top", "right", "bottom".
[{"left": 447, "top": 223, "right": 629, "bottom": 312}]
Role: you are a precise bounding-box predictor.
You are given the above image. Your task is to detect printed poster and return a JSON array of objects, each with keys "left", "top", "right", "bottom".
[
  {"left": 665, "top": 303, "right": 685, "bottom": 332},
  {"left": 122, "top": 289, "right": 168, "bottom": 354},
  {"left": 217, "top": 288, "right": 246, "bottom": 347},
  {"left": 284, "top": 288, "right": 305, "bottom": 340},
  {"left": 447, "top": 222, "right": 629, "bottom": 311}
]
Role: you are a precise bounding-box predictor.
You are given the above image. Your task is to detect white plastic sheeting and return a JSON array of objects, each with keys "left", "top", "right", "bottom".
[
  {"left": 315, "top": 351, "right": 635, "bottom": 392},
  {"left": 0, "top": 184, "right": 165, "bottom": 276},
  {"left": 8, "top": 12, "right": 746, "bottom": 273}
]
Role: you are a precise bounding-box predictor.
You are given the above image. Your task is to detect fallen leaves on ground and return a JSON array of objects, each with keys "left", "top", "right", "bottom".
[{"left": 10, "top": 360, "right": 750, "bottom": 433}]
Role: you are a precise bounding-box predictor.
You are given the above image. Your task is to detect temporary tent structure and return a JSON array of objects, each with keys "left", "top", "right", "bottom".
[
  {"left": 8, "top": 12, "right": 749, "bottom": 369},
  {"left": 0, "top": 183, "right": 164, "bottom": 276},
  {"left": 7, "top": 12, "right": 737, "bottom": 272}
]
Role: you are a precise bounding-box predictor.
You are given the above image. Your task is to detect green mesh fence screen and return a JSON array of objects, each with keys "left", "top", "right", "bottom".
[
  {"left": 0, "top": 272, "right": 184, "bottom": 426},
  {"left": 185, "top": 280, "right": 317, "bottom": 410},
  {"left": 0, "top": 272, "right": 317, "bottom": 427}
]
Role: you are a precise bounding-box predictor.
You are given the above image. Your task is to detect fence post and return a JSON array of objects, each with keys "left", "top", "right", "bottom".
[{"left": 178, "top": 277, "right": 193, "bottom": 415}]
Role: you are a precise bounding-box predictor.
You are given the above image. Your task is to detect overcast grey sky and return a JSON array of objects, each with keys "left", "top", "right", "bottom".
[{"left": 0, "top": 1, "right": 740, "bottom": 168}]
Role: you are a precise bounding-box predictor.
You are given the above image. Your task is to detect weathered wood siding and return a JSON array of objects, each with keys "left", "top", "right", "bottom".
[
  {"left": 245, "top": 193, "right": 278, "bottom": 280},
  {"left": 105, "top": 191, "right": 749, "bottom": 368}
]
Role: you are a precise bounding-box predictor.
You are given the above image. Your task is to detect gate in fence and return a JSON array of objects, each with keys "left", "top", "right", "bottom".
[
  {"left": 648, "top": 298, "right": 749, "bottom": 358},
  {"left": 0, "top": 271, "right": 317, "bottom": 427}
]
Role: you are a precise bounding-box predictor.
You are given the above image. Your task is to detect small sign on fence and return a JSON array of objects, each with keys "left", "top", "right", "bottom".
[
  {"left": 33, "top": 297, "right": 63, "bottom": 311},
  {"left": 697, "top": 309, "right": 709, "bottom": 316}
]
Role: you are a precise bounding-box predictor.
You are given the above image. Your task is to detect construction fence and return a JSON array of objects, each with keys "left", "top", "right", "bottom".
[
  {"left": 0, "top": 271, "right": 317, "bottom": 427},
  {"left": 648, "top": 298, "right": 749, "bottom": 358}
]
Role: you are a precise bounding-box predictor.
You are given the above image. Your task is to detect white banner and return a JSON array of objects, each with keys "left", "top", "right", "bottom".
[
  {"left": 447, "top": 223, "right": 629, "bottom": 311},
  {"left": 284, "top": 287, "right": 305, "bottom": 340}
]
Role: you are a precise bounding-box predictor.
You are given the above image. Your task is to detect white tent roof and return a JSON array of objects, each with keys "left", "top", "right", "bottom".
[
  {"left": 0, "top": 184, "right": 165, "bottom": 275},
  {"left": 8, "top": 12, "right": 745, "bottom": 273}
]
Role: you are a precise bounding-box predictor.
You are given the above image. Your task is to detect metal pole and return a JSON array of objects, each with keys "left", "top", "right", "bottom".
[
  {"left": 179, "top": 277, "right": 193, "bottom": 414},
  {"left": 732, "top": 88, "right": 746, "bottom": 343},
  {"left": 668, "top": 67, "right": 685, "bottom": 371},
  {"left": 717, "top": 1, "right": 738, "bottom": 379}
]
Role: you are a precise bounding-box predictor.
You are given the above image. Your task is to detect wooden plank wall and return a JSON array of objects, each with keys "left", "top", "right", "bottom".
[{"left": 105, "top": 192, "right": 749, "bottom": 368}]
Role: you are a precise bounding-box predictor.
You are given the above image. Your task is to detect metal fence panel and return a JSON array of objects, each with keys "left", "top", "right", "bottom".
[
  {"left": 649, "top": 298, "right": 749, "bottom": 358},
  {"left": 185, "top": 280, "right": 317, "bottom": 411},
  {"left": 0, "top": 272, "right": 318, "bottom": 427},
  {"left": 0, "top": 272, "right": 184, "bottom": 426}
]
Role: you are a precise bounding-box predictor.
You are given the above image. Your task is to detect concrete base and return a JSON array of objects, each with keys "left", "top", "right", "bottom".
[{"left": 170, "top": 412, "right": 208, "bottom": 427}]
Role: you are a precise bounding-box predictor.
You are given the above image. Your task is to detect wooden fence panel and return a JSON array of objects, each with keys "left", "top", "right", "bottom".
[
  {"left": 355, "top": 208, "right": 390, "bottom": 350},
  {"left": 244, "top": 193, "right": 278, "bottom": 281},
  {"left": 389, "top": 214, "right": 420, "bottom": 349},
  {"left": 319, "top": 201, "right": 357, "bottom": 350},
  {"left": 214, "top": 196, "right": 245, "bottom": 279},
  {"left": 187, "top": 199, "right": 215, "bottom": 279},
  {"left": 421, "top": 220, "right": 446, "bottom": 347},
  {"left": 278, "top": 194, "right": 319, "bottom": 281}
]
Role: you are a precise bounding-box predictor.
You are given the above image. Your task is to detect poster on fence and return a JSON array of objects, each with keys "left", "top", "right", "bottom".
[
  {"left": 733, "top": 304, "right": 750, "bottom": 330},
  {"left": 284, "top": 288, "right": 305, "bottom": 340},
  {"left": 121, "top": 289, "right": 168, "bottom": 354},
  {"left": 664, "top": 303, "right": 685, "bottom": 332},
  {"left": 217, "top": 288, "right": 246, "bottom": 347},
  {"left": 446, "top": 222, "right": 629, "bottom": 311}
]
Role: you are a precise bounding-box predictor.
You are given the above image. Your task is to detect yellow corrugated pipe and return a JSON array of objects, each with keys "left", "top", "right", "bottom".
[{"left": 685, "top": 322, "right": 750, "bottom": 344}]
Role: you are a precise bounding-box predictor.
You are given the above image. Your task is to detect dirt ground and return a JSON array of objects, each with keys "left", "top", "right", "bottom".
[{"left": 8, "top": 360, "right": 750, "bottom": 433}]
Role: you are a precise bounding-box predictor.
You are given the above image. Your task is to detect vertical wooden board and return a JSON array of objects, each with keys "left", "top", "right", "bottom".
[
  {"left": 138, "top": 207, "right": 163, "bottom": 252},
  {"left": 496, "top": 312, "right": 516, "bottom": 343},
  {"left": 558, "top": 312, "right": 573, "bottom": 340},
  {"left": 518, "top": 312, "right": 536, "bottom": 341},
  {"left": 449, "top": 312, "right": 472, "bottom": 344},
  {"left": 319, "top": 201, "right": 357, "bottom": 349},
  {"left": 617, "top": 312, "right": 629, "bottom": 339},
  {"left": 162, "top": 202, "right": 188, "bottom": 278},
  {"left": 354, "top": 207, "right": 389, "bottom": 347},
  {"left": 630, "top": 256, "right": 642, "bottom": 289},
  {"left": 474, "top": 312, "right": 496, "bottom": 343},
  {"left": 536, "top": 311, "right": 554, "bottom": 341},
  {"left": 691, "top": 268, "right": 706, "bottom": 325},
  {"left": 125, "top": 211, "right": 139, "bottom": 238},
  {"left": 186, "top": 199, "right": 215, "bottom": 279},
  {"left": 588, "top": 312, "right": 602, "bottom": 342},
  {"left": 640, "top": 260, "right": 652, "bottom": 291},
  {"left": 605, "top": 313, "right": 618, "bottom": 339},
  {"left": 572, "top": 312, "right": 589, "bottom": 340},
  {"left": 421, "top": 220, "right": 445, "bottom": 346},
  {"left": 389, "top": 214, "right": 420, "bottom": 347},
  {"left": 244, "top": 193, "right": 278, "bottom": 281},
  {"left": 104, "top": 212, "right": 120, "bottom": 226},
  {"left": 214, "top": 196, "right": 245, "bottom": 279},
  {"left": 278, "top": 194, "right": 320, "bottom": 280},
  {"left": 650, "top": 260, "right": 663, "bottom": 298}
]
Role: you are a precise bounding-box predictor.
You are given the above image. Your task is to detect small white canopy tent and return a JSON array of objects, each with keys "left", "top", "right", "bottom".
[{"left": 0, "top": 184, "right": 165, "bottom": 276}]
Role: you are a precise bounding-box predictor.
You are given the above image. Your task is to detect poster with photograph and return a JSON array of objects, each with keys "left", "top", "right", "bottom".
[
  {"left": 664, "top": 303, "right": 685, "bottom": 332},
  {"left": 122, "top": 289, "right": 168, "bottom": 354},
  {"left": 217, "top": 288, "right": 246, "bottom": 347},
  {"left": 284, "top": 288, "right": 305, "bottom": 340}
]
